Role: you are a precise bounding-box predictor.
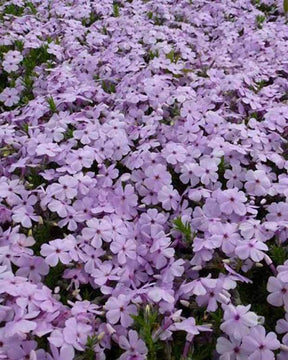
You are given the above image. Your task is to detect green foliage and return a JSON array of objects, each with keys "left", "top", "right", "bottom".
[
  {"left": 4, "top": 4, "right": 24, "bottom": 16},
  {"left": 26, "top": 1, "right": 37, "bottom": 15},
  {"left": 284, "top": 0, "right": 288, "bottom": 14},
  {"left": 22, "top": 123, "right": 29, "bottom": 134},
  {"left": 113, "top": 2, "right": 120, "bottom": 17},
  {"left": 144, "top": 50, "right": 159, "bottom": 63},
  {"left": 132, "top": 307, "right": 163, "bottom": 360},
  {"left": 166, "top": 50, "right": 181, "bottom": 64},
  {"left": 19, "top": 75, "right": 35, "bottom": 105},
  {"left": 101, "top": 80, "right": 116, "bottom": 94},
  {"left": 147, "top": 11, "right": 153, "bottom": 19},
  {"left": 82, "top": 11, "right": 101, "bottom": 26},
  {"left": 18, "top": 45, "right": 55, "bottom": 105},
  {"left": 47, "top": 96, "right": 58, "bottom": 113},
  {"left": 27, "top": 167, "right": 46, "bottom": 189},
  {"left": 217, "top": 156, "right": 228, "bottom": 187},
  {"left": 75, "top": 335, "right": 98, "bottom": 360},
  {"left": 256, "top": 14, "right": 265, "bottom": 28},
  {"left": 172, "top": 217, "right": 193, "bottom": 243},
  {"left": 269, "top": 244, "right": 288, "bottom": 266},
  {"left": 22, "top": 45, "right": 52, "bottom": 76},
  {"left": 238, "top": 266, "right": 285, "bottom": 331},
  {"left": 32, "top": 221, "right": 62, "bottom": 256},
  {"left": 64, "top": 127, "right": 74, "bottom": 140}
]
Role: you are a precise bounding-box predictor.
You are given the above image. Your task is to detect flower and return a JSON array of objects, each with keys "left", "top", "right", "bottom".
[
  {"left": 235, "top": 239, "right": 268, "bottom": 262},
  {"left": 40, "top": 237, "right": 75, "bottom": 267},
  {"left": 105, "top": 295, "right": 137, "bottom": 328},
  {"left": 158, "top": 185, "right": 180, "bottom": 211},
  {"left": 3, "top": 50, "right": 23, "bottom": 72},
  {"left": 245, "top": 170, "right": 271, "bottom": 196},
  {"left": 63, "top": 317, "right": 92, "bottom": 351},
  {"left": 218, "top": 189, "right": 247, "bottom": 216},
  {"left": 119, "top": 330, "right": 147, "bottom": 360},
  {"left": 216, "top": 336, "right": 247, "bottom": 360},
  {"left": 242, "top": 325, "right": 280, "bottom": 360},
  {"left": 110, "top": 237, "right": 137, "bottom": 265},
  {"left": 0, "top": 88, "right": 20, "bottom": 107},
  {"left": 220, "top": 305, "right": 258, "bottom": 339},
  {"left": 162, "top": 142, "right": 187, "bottom": 165},
  {"left": 197, "top": 158, "right": 219, "bottom": 185},
  {"left": 267, "top": 276, "right": 288, "bottom": 309}
]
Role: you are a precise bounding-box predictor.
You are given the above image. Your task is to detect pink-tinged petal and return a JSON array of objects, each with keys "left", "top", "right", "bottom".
[
  {"left": 121, "top": 312, "right": 133, "bottom": 327},
  {"left": 267, "top": 277, "right": 282, "bottom": 292},
  {"left": 60, "top": 345, "right": 75, "bottom": 360},
  {"left": 107, "top": 309, "right": 120, "bottom": 324},
  {"left": 45, "top": 253, "right": 59, "bottom": 267},
  {"left": 267, "top": 292, "right": 283, "bottom": 307},
  {"left": 119, "top": 335, "right": 130, "bottom": 350}
]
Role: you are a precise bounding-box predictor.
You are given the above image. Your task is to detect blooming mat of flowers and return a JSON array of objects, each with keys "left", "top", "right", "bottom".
[{"left": 0, "top": 0, "right": 288, "bottom": 359}]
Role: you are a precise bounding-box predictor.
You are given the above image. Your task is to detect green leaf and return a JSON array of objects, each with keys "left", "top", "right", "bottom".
[
  {"left": 4, "top": 4, "right": 24, "bottom": 16},
  {"left": 101, "top": 80, "right": 116, "bottom": 94},
  {"left": 113, "top": 3, "right": 120, "bottom": 17},
  {"left": 26, "top": 1, "right": 37, "bottom": 15},
  {"left": 256, "top": 15, "right": 265, "bottom": 28},
  {"left": 47, "top": 96, "right": 57, "bottom": 113},
  {"left": 132, "top": 307, "right": 163, "bottom": 360},
  {"left": 172, "top": 217, "right": 194, "bottom": 243},
  {"left": 284, "top": 0, "right": 288, "bottom": 13},
  {"left": 269, "top": 244, "right": 288, "bottom": 266}
]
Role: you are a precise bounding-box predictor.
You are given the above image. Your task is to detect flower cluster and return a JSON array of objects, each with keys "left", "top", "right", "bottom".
[{"left": 0, "top": 0, "right": 288, "bottom": 359}]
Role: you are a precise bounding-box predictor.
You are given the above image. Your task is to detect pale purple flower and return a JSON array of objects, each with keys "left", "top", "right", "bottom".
[
  {"left": 110, "top": 238, "right": 137, "bottom": 265},
  {"left": 220, "top": 305, "right": 258, "bottom": 339},
  {"left": 266, "top": 202, "right": 288, "bottom": 222},
  {"left": 15, "top": 256, "right": 49, "bottom": 283},
  {"left": 173, "top": 317, "right": 211, "bottom": 337},
  {"left": 245, "top": 170, "right": 271, "bottom": 196},
  {"left": 224, "top": 165, "right": 245, "bottom": 189},
  {"left": 143, "top": 164, "right": 171, "bottom": 191},
  {"left": 105, "top": 294, "right": 137, "bottom": 327},
  {"left": 92, "top": 261, "right": 119, "bottom": 286},
  {"left": 242, "top": 326, "right": 280, "bottom": 360},
  {"left": 47, "top": 175, "right": 78, "bottom": 200},
  {"left": 113, "top": 185, "right": 138, "bottom": 218},
  {"left": 235, "top": 239, "right": 268, "bottom": 262},
  {"left": 63, "top": 317, "right": 92, "bottom": 351},
  {"left": 180, "top": 163, "right": 199, "bottom": 186},
  {"left": 267, "top": 276, "right": 288, "bottom": 309},
  {"left": 119, "top": 330, "right": 147, "bottom": 360},
  {"left": 216, "top": 336, "right": 247, "bottom": 360},
  {"left": 209, "top": 222, "right": 241, "bottom": 255},
  {"left": 162, "top": 142, "right": 187, "bottom": 165},
  {"left": 218, "top": 189, "right": 247, "bottom": 216},
  {"left": 147, "top": 287, "right": 174, "bottom": 304},
  {"left": 197, "top": 158, "right": 219, "bottom": 185},
  {"left": 40, "top": 237, "right": 75, "bottom": 267},
  {"left": 158, "top": 185, "right": 180, "bottom": 211},
  {"left": 0, "top": 88, "right": 20, "bottom": 107},
  {"left": 3, "top": 50, "right": 23, "bottom": 72}
]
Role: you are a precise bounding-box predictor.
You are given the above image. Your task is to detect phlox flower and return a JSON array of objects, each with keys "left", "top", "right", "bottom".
[
  {"left": 105, "top": 294, "right": 137, "bottom": 328},
  {"left": 267, "top": 276, "right": 288, "bottom": 309},
  {"left": 218, "top": 189, "right": 247, "bottom": 216},
  {"left": 119, "top": 330, "right": 147, "bottom": 360},
  {"left": 40, "top": 237, "right": 75, "bottom": 267},
  {"left": 245, "top": 170, "right": 271, "bottom": 196},
  {"left": 235, "top": 239, "right": 268, "bottom": 262},
  {"left": 220, "top": 305, "right": 258, "bottom": 339},
  {"left": 216, "top": 336, "right": 247, "bottom": 360},
  {"left": 242, "top": 325, "right": 280, "bottom": 360}
]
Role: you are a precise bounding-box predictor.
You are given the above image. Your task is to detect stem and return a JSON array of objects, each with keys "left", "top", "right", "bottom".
[{"left": 182, "top": 336, "right": 194, "bottom": 358}]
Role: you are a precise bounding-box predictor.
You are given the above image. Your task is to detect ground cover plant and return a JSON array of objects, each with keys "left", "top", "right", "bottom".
[{"left": 0, "top": 0, "right": 288, "bottom": 358}]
